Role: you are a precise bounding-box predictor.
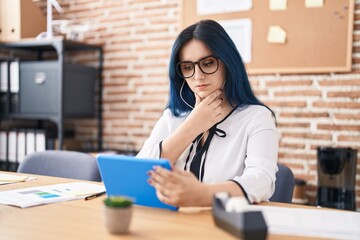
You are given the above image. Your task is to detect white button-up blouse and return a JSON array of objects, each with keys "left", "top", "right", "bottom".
[{"left": 136, "top": 105, "right": 279, "bottom": 203}]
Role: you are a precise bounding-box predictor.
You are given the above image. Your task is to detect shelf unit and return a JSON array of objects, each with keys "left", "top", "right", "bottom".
[{"left": 0, "top": 37, "right": 103, "bottom": 153}]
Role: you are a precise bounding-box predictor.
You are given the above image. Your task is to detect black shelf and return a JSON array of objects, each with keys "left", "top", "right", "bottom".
[
  {"left": 0, "top": 37, "right": 102, "bottom": 52},
  {"left": 0, "top": 37, "right": 103, "bottom": 151}
]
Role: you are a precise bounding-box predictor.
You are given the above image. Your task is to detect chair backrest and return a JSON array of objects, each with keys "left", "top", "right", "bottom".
[
  {"left": 269, "top": 164, "right": 295, "bottom": 203},
  {"left": 17, "top": 150, "right": 101, "bottom": 182}
]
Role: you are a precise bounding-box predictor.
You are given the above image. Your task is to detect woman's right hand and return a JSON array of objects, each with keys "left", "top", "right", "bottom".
[
  {"left": 186, "top": 89, "right": 224, "bottom": 133},
  {"left": 159, "top": 89, "right": 224, "bottom": 164}
]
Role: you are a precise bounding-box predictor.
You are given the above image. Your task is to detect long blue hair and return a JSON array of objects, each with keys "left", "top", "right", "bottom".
[{"left": 167, "top": 19, "right": 274, "bottom": 118}]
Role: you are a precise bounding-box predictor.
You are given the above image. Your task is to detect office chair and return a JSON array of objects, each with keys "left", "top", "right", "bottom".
[
  {"left": 17, "top": 150, "right": 102, "bottom": 182},
  {"left": 269, "top": 164, "right": 295, "bottom": 203}
]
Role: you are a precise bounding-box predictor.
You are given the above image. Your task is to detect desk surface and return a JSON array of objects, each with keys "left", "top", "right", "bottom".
[{"left": 0, "top": 172, "right": 322, "bottom": 240}]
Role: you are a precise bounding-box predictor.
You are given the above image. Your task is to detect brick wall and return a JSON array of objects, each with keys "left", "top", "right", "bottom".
[{"left": 41, "top": 0, "right": 359, "bottom": 209}]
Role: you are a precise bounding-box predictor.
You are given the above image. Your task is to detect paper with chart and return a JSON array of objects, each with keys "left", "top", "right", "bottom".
[{"left": 0, "top": 182, "right": 105, "bottom": 208}]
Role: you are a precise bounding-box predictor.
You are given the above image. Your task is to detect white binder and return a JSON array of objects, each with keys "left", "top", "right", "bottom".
[
  {"left": 26, "top": 130, "right": 35, "bottom": 155},
  {"left": 8, "top": 131, "right": 17, "bottom": 163},
  {"left": 17, "top": 131, "right": 26, "bottom": 163}
]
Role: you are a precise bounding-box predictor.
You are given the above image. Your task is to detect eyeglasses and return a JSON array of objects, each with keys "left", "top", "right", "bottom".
[{"left": 176, "top": 55, "right": 219, "bottom": 79}]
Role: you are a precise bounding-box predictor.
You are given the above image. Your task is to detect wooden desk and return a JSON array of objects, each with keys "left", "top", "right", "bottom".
[{"left": 0, "top": 172, "right": 318, "bottom": 240}]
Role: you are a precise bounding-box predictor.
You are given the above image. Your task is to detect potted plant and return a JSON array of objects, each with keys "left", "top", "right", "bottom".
[{"left": 103, "top": 196, "right": 133, "bottom": 234}]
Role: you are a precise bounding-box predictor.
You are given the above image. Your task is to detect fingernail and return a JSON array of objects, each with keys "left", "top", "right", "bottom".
[{"left": 147, "top": 171, "right": 152, "bottom": 176}]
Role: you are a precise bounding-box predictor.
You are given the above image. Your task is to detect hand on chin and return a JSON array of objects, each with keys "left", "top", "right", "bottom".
[{"left": 196, "top": 88, "right": 219, "bottom": 101}]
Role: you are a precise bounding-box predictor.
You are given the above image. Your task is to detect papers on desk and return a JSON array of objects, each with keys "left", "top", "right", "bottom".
[
  {"left": 0, "top": 173, "right": 34, "bottom": 185},
  {"left": 0, "top": 182, "right": 105, "bottom": 208},
  {"left": 249, "top": 205, "right": 360, "bottom": 240}
]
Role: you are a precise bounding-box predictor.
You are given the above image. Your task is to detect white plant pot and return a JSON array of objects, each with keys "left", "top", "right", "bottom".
[{"left": 103, "top": 205, "right": 132, "bottom": 234}]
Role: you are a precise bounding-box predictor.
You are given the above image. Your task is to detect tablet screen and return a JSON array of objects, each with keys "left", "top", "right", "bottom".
[{"left": 97, "top": 155, "right": 177, "bottom": 211}]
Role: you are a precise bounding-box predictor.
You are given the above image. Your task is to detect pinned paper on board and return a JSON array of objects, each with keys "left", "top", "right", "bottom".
[
  {"left": 305, "top": 0, "right": 324, "bottom": 8},
  {"left": 270, "top": 0, "right": 287, "bottom": 10},
  {"left": 218, "top": 19, "right": 252, "bottom": 63},
  {"left": 267, "top": 26, "right": 287, "bottom": 44},
  {"left": 196, "top": 0, "right": 252, "bottom": 15}
]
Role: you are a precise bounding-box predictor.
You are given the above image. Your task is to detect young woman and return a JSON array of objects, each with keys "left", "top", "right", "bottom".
[{"left": 136, "top": 19, "right": 278, "bottom": 207}]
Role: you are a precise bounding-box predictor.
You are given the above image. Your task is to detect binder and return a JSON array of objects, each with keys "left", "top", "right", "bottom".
[
  {"left": 0, "top": 61, "right": 9, "bottom": 115},
  {"left": 0, "top": 62, "right": 8, "bottom": 91},
  {"left": 17, "top": 130, "right": 26, "bottom": 164},
  {"left": 7, "top": 130, "right": 18, "bottom": 171},
  {"left": 8, "top": 131, "right": 17, "bottom": 163},
  {"left": 35, "top": 130, "right": 46, "bottom": 152},
  {"left": 0, "top": 131, "right": 8, "bottom": 171},
  {"left": 26, "top": 130, "right": 35, "bottom": 156},
  {"left": 0, "top": 131, "right": 7, "bottom": 160},
  {"left": 9, "top": 60, "right": 19, "bottom": 113}
]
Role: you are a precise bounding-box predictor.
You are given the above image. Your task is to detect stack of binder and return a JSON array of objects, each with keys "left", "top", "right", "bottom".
[
  {"left": 0, "top": 58, "right": 40, "bottom": 171},
  {"left": 0, "top": 129, "right": 47, "bottom": 171},
  {"left": 0, "top": 59, "right": 19, "bottom": 115}
]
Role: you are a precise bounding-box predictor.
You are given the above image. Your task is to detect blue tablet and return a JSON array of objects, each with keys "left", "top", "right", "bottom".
[{"left": 96, "top": 154, "right": 177, "bottom": 211}]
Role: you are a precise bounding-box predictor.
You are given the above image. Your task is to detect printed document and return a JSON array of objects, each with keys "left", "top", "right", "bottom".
[{"left": 0, "top": 182, "right": 105, "bottom": 208}]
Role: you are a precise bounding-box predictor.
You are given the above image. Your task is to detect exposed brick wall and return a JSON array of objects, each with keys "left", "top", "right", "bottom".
[{"left": 37, "top": 0, "right": 359, "bottom": 209}]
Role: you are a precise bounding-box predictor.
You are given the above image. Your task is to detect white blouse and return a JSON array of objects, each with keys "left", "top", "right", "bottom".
[{"left": 136, "top": 105, "right": 279, "bottom": 203}]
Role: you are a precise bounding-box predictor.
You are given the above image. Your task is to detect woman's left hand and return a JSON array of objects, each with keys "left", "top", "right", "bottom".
[{"left": 148, "top": 166, "right": 209, "bottom": 207}]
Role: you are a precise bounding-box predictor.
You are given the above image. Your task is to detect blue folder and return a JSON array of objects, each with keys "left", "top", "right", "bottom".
[{"left": 96, "top": 154, "right": 177, "bottom": 211}]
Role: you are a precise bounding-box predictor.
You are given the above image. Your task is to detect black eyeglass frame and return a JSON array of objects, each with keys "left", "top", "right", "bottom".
[{"left": 176, "top": 55, "right": 220, "bottom": 79}]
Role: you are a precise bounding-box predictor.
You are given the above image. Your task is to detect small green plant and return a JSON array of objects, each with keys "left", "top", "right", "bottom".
[{"left": 104, "top": 196, "right": 133, "bottom": 208}]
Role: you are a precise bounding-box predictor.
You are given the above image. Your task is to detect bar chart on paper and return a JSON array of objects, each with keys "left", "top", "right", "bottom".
[{"left": 0, "top": 182, "right": 105, "bottom": 208}]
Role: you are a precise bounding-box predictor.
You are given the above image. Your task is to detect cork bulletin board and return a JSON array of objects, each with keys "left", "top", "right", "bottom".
[{"left": 182, "top": 0, "right": 354, "bottom": 74}]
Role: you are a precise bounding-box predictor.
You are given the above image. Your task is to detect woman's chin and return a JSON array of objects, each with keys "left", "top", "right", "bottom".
[{"left": 197, "top": 92, "right": 208, "bottom": 99}]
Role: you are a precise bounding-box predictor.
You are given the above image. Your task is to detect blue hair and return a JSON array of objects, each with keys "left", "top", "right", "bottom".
[{"left": 168, "top": 19, "right": 274, "bottom": 118}]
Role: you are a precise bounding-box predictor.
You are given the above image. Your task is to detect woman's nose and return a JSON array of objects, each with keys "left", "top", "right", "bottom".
[{"left": 194, "top": 64, "right": 204, "bottom": 80}]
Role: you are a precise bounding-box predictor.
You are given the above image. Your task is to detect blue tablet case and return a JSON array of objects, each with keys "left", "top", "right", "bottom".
[{"left": 96, "top": 155, "right": 178, "bottom": 211}]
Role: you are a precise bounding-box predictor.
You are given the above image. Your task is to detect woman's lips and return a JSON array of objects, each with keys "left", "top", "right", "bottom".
[{"left": 196, "top": 84, "right": 210, "bottom": 90}]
